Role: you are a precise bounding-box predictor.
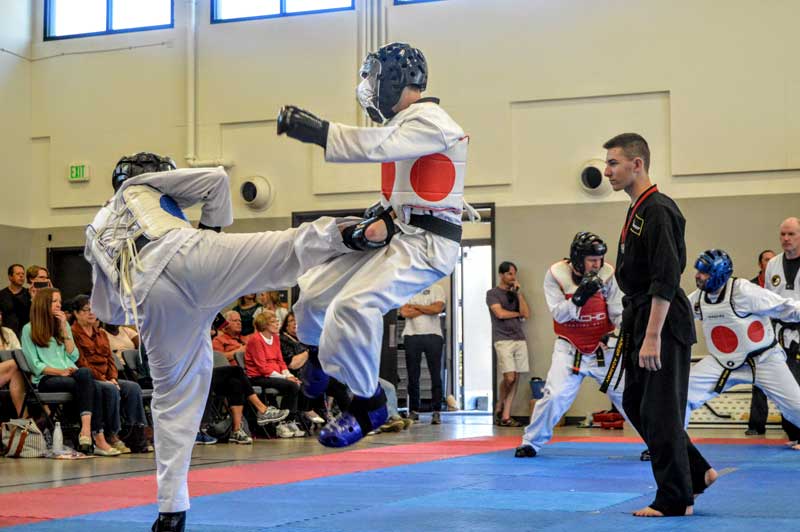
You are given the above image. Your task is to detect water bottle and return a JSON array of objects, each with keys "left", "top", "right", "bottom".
[{"left": 52, "top": 422, "right": 63, "bottom": 453}]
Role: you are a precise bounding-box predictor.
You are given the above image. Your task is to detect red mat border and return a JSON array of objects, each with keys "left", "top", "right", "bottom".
[{"left": 0, "top": 434, "right": 788, "bottom": 526}]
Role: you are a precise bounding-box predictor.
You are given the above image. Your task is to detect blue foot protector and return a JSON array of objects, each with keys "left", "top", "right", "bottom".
[
  {"left": 318, "top": 385, "right": 388, "bottom": 448},
  {"left": 301, "top": 346, "right": 330, "bottom": 399}
]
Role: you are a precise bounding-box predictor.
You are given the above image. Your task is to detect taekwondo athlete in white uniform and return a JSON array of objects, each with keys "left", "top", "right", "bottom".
[
  {"left": 277, "top": 42, "right": 473, "bottom": 448},
  {"left": 685, "top": 249, "right": 800, "bottom": 449},
  {"left": 515, "top": 232, "right": 629, "bottom": 458},
  {"left": 84, "top": 153, "right": 382, "bottom": 532}
]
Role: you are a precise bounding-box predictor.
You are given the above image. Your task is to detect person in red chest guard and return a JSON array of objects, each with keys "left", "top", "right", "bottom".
[
  {"left": 515, "top": 232, "right": 635, "bottom": 458},
  {"left": 277, "top": 42, "right": 475, "bottom": 448},
  {"left": 686, "top": 249, "right": 800, "bottom": 451}
]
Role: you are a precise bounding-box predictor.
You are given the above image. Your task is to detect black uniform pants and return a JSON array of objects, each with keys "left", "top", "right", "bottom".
[
  {"left": 748, "top": 386, "right": 768, "bottom": 433},
  {"left": 781, "top": 354, "right": 800, "bottom": 441},
  {"left": 404, "top": 334, "right": 444, "bottom": 412},
  {"left": 622, "top": 333, "right": 711, "bottom": 515}
]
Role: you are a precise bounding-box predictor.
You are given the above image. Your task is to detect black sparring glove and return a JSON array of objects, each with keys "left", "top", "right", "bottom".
[
  {"left": 198, "top": 222, "right": 221, "bottom": 233},
  {"left": 572, "top": 272, "right": 603, "bottom": 307},
  {"left": 276, "top": 105, "right": 329, "bottom": 149}
]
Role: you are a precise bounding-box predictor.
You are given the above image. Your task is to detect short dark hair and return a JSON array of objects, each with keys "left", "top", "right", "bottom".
[
  {"left": 7, "top": 264, "right": 23, "bottom": 276},
  {"left": 498, "top": 261, "right": 517, "bottom": 274},
  {"left": 603, "top": 133, "right": 650, "bottom": 172},
  {"left": 70, "top": 294, "right": 91, "bottom": 313},
  {"left": 758, "top": 249, "right": 775, "bottom": 263}
]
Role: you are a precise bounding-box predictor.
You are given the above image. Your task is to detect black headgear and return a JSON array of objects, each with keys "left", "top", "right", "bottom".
[
  {"left": 112, "top": 152, "right": 177, "bottom": 191},
  {"left": 357, "top": 42, "right": 427, "bottom": 123},
  {"left": 569, "top": 232, "right": 607, "bottom": 275}
]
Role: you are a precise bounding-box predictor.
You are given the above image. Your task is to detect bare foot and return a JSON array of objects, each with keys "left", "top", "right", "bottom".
[
  {"left": 633, "top": 506, "right": 663, "bottom": 517},
  {"left": 792, "top": 443, "right": 800, "bottom": 451},
  {"left": 633, "top": 506, "right": 693, "bottom": 517},
  {"left": 694, "top": 468, "right": 718, "bottom": 499},
  {"left": 364, "top": 219, "right": 388, "bottom": 242}
]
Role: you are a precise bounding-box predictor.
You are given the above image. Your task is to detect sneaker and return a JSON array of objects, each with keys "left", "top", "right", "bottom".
[
  {"left": 275, "top": 422, "right": 295, "bottom": 439},
  {"left": 229, "top": 429, "right": 253, "bottom": 445},
  {"left": 305, "top": 411, "right": 326, "bottom": 424},
  {"left": 431, "top": 412, "right": 441, "bottom": 425},
  {"left": 288, "top": 421, "right": 306, "bottom": 437},
  {"left": 378, "top": 417, "right": 405, "bottom": 433},
  {"left": 195, "top": 431, "right": 217, "bottom": 445},
  {"left": 744, "top": 429, "right": 765, "bottom": 436},
  {"left": 111, "top": 440, "right": 132, "bottom": 454},
  {"left": 408, "top": 411, "right": 419, "bottom": 421},
  {"left": 256, "top": 406, "right": 289, "bottom": 425},
  {"left": 514, "top": 445, "right": 536, "bottom": 458}
]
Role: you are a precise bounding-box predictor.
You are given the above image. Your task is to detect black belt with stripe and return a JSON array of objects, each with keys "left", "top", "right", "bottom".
[
  {"left": 713, "top": 340, "right": 776, "bottom": 393},
  {"left": 600, "top": 333, "right": 626, "bottom": 393},
  {"left": 408, "top": 214, "right": 462, "bottom": 243}
]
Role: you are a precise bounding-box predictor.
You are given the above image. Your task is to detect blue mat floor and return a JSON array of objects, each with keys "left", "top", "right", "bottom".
[{"left": 5, "top": 441, "right": 799, "bottom": 532}]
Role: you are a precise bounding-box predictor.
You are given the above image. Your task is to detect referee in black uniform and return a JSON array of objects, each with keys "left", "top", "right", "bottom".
[{"left": 603, "top": 133, "right": 716, "bottom": 517}]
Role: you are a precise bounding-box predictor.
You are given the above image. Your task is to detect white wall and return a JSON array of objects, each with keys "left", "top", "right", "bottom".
[
  {"left": 13, "top": 0, "right": 800, "bottom": 230},
  {"left": 0, "top": 0, "right": 32, "bottom": 226}
]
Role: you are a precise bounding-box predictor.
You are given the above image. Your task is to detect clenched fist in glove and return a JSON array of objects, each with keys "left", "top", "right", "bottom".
[
  {"left": 276, "top": 105, "right": 329, "bottom": 148},
  {"left": 572, "top": 272, "right": 603, "bottom": 307}
]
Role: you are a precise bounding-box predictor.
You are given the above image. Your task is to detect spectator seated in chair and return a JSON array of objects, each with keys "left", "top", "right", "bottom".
[
  {"left": 279, "top": 311, "right": 325, "bottom": 425},
  {"left": 20, "top": 288, "right": 119, "bottom": 456},
  {"left": 212, "top": 311, "right": 249, "bottom": 364},
  {"left": 245, "top": 311, "right": 306, "bottom": 438},
  {"left": 71, "top": 295, "right": 152, "bottom": 453},
  {"left": 0, "top": 312, "right": 25, "bottom": 417}
]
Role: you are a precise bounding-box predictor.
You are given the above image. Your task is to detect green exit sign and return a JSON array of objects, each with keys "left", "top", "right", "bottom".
[{"left": 68, "top": 162, "right": 91, "bottom": 182}]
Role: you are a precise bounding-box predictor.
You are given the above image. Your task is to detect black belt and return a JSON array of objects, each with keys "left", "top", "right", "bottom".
[
  {"left": 134, "top": 234, "right": 151, "bottom": 254},
  {"left": 600, "top": 332, "right": 626, "bottom": 393},
  {"left": 566, "top": 343, "right": 605, "bottom": 376},
  {"left": 712, "top": 340, "right": 775, "bottom": 393},
  {"left": 408, "top": 214, "right": 462, "bottom": 243}
]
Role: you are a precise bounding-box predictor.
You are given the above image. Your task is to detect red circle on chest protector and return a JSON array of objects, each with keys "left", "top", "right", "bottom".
[
  {"left": 710, "top": 326, "right": 738, "bottom": 354},
  {"left": 381, "top": 162, "right": 396, "bottom": 201},
  {"left": 747, "top": 321, "right": 765, "bottom": 343},
  {"left": 410, "top": 154, "right": 456, "bottom": 202}
]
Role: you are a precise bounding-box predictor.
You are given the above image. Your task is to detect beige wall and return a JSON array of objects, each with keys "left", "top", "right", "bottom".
[
  {"left": 0, "top": 1, "right": 32, "bottom": 227},
  {"left": 1, "top": 0, "right": 798, "bottom": 414},
  {"left": 497, "top": 192, "right": 800, "bottom": 417},
  {"left": 5, "top": 0, "right": 796, "bottom": 230}
]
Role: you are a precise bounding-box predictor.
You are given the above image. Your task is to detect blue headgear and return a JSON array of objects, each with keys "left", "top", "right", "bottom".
[{"left": 695, "top": 249, "right": 733, "bottom": 292}]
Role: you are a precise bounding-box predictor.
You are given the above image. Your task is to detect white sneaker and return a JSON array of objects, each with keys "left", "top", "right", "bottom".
[
  {"left": 229, "top": 429, "right": 253, "bottom": 445},
  {"left": 288, "top": 421, "right": 306, "bottom": 437},
  {"left": 275, "top": 422, "right": 294, "bottom": 439}
]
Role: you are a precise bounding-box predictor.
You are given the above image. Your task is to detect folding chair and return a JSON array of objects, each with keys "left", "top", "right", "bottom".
[
  {"left": 232, "top": 351, "right": 284, "bottom": 438},
  {"left": 121, "top": 349, "right": 153, "bottom": 425},
  {"left": 7, "top": 349, "right": 80, "bottom": 444}
]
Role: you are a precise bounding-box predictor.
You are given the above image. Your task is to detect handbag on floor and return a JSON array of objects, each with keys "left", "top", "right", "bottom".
[{"left": 1, "top": 418, "right": 48, "bottom": 458}]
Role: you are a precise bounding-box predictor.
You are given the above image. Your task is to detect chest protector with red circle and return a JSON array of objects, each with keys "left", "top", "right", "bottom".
[
  {"left": 551, "top": 260, "right": 615, "bottom": 354},
  {"left": 697, "top": 278, "right": 775, "bottom": 369},
  {"left": 380, "top": 137, "right": 467, "bottom": 222}
]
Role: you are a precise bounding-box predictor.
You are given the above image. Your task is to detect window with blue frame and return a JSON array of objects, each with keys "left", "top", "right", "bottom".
[
  {"left": 394, "top": 0, "right": 445, "bottom": 5},
  {"left": 212, "top": 0, "right": 354, "bottom": 23},
  {"left": 45, "top": 0, "right": 173, "bottom": 40}
]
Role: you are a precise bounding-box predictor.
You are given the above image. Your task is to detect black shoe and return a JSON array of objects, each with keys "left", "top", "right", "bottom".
[
  {"left": 152, "top": 511, "right": 186, "bottom": 532},
  {"left": 514, "top": 445, "right": 536, "bottom": 458},
  {"left": 744, "top": 429, "right": 765, "bottom": 436},
  {"left": 640, "top": 449, "right": 651, "bottom": 461},
  {"left": 431, "top": 412, "right": 441, "bottom": 425}
]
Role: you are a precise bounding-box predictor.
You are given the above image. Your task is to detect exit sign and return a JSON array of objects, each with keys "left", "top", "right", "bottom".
[{"left": 68, "top": 162, "right": 91, "bottom": 182}]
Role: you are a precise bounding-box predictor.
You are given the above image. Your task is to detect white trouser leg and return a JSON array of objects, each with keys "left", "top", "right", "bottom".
[
  {"left": 521, "top": 340, "right": 584, "bottom": 452},
  {"left": 753, "top": 348, "right": 800, "bottom": 428},
  {"left": 141, "top": 218, "right": 351, "bottom": 512},
  {"left": 684, "top": 356, "right": 727, "bottom": 428},
  {"left": 586, "top": 347, "right": 631, "bottom": 426},
  {"left": 295, "top": 232, "right": 459, "bottom": 397}
]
